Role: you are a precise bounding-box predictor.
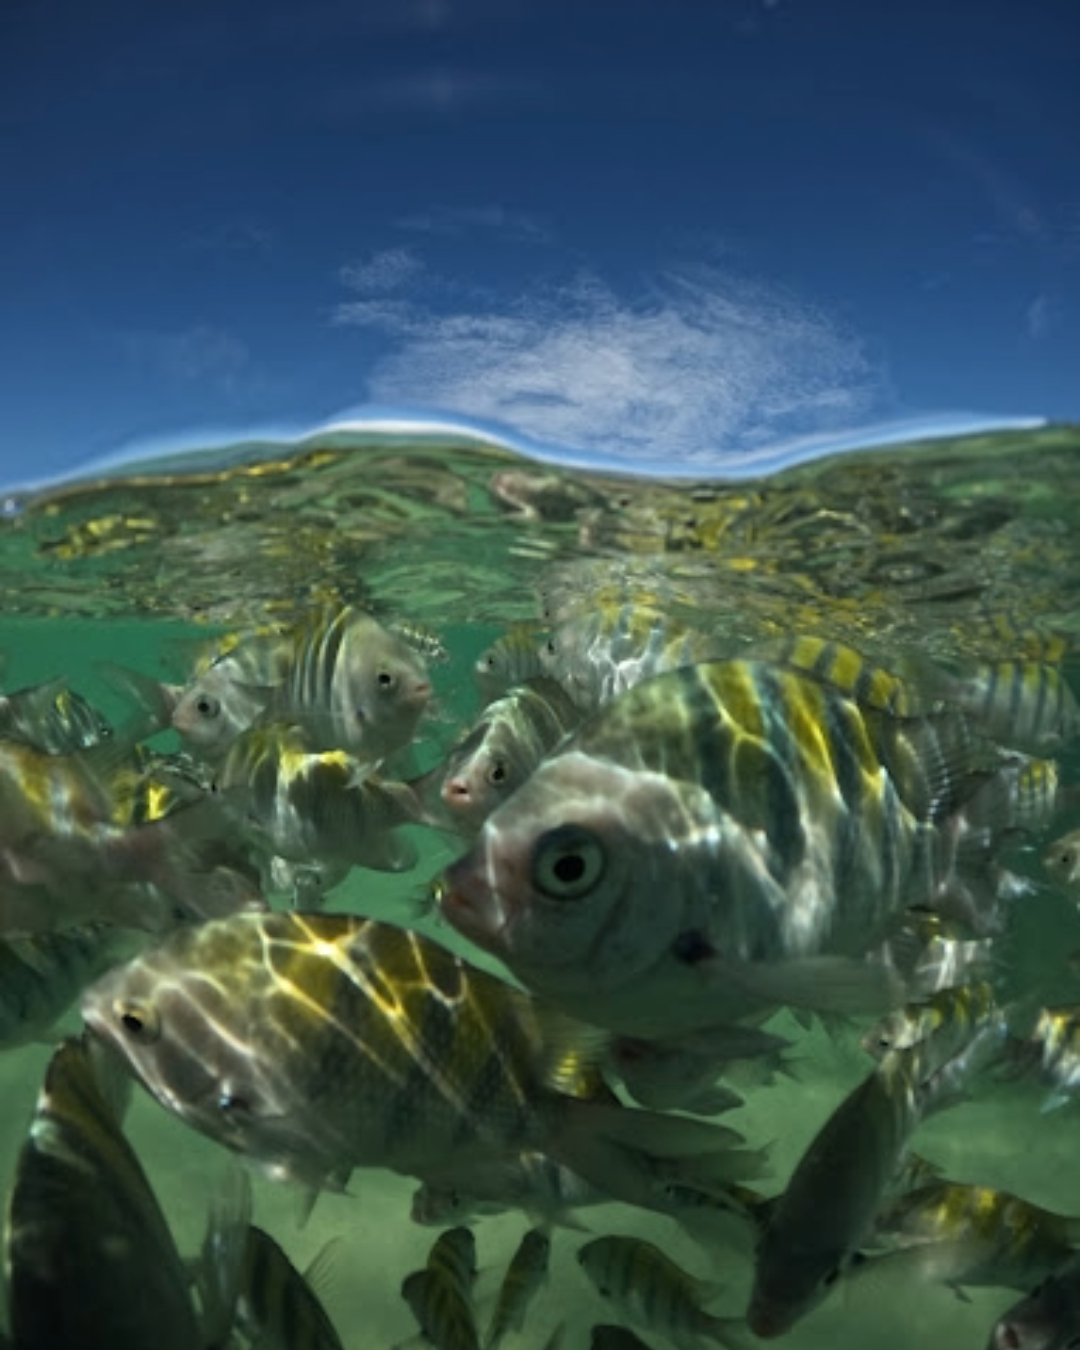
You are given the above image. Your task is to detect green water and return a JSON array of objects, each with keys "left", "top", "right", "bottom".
[{"left": 2, "top": 424, "right": 1080, "bottom": 1349}]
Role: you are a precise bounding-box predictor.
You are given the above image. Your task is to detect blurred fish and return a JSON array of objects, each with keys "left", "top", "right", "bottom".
[
  {"left": 576, "top": 1235, "right": 745, "bottom": 1350},
  {"left": 747, "top": 1010, "right": 1009, "bottom": 1339},
  {"left": 0, "top": 735, "right": 252, "bottom": 936},
  {"left": 213, "top": 722, "right": 422, "bottom": 875},
  {"left": 867, "top": 1179, "right": 1080, "bottom": 1294},
  {"left": 539, "top": 603, "right": 724, "bottom": 710},
  {"left": 4, "top": 1036, "right": 203, "bottom": 1349},
  {"left": 0, "top": 923, "right": 141, "bottom": 1050},
  {"left": 231, "top": 1224, "right": 346, "bottom": 1350},
  {"left": 81, "top": 912, "right": 760, "bottom": 1211},
  {"left": 475, "top": 624, "right": 549, "bottom": 706},
  {"left": 440, "top": 658, "right": 1019, "bottom": 1040},
  {"left": 425, "top": 1226, "right": 478, "bottom": 1302},
  {"left": 607, "top": 1028, "right": 779, "bottom": 1116},
  {"left": 941, "top": 659, "right": 1080, "bottom": 754},
  {"left": 985, "top": 1252, "right": 1080, "bottom": 1350},
  {"left": 401, "top": 1265, "right": 480, "bottom": 1350},
  {"left": 1045, "top": 828, "right": 1080, "bottom": 894},
  {"left": 0, "top": 676, "right": 113, "bottom": 753},
  {"left": 861, "top": 981, "right": 999, "bottom": 1060},
  {"left": 1008, "top": 1005, "right": 1080, "bottom": 1111},
  {"left": 429, "top": 677, "right": 582, "bottom": 835},
  {"left": 484, "top": 1226, "right": 551, "bottom": 1350},
  {"left": 752, "top": 635, "right": 925, "bottom": 716},
  {"left": 870, "top": 908, "right": 996, "bottom": 999}
]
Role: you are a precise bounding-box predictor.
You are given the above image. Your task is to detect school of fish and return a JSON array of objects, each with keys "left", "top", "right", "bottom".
[{"left": 0, "top": 594, "right": 1079, "bottom": 1348}]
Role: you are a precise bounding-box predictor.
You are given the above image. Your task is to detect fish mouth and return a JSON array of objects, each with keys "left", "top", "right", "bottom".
[{"left": 438, "top": 851, "right": 506, "bottom": 947}]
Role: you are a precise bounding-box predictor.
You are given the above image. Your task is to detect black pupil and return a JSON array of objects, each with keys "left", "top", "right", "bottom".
[
  {"left": 553, "top": 853, "right": 586, "bottom": 884},
  {"left": 121, "top": 1012, "right": 144, "bottom": 1035},
  {"left": 490, "top": 763, "right": 506, "bottom": 782},
  {"left": 196, "top": 697, "right": 216, "bottom": 716},
  {"left": 377, "top": 671, "right": 393, "bottom": 687}
]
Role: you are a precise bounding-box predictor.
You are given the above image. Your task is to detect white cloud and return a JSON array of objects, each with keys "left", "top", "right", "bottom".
[
  {"left": 340, "top": 247, "right": 424, "bottom": 293},
  {"left": 397, "top": 205, "right": 551, "bottom": 243},
  {"left": 332, "top": 264, "right": 882, "bottom": 463}
]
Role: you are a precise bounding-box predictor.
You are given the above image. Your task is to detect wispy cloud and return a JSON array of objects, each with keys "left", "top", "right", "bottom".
[
  {"left": 340, "top": 247, "right": 425, "bottom": 293},
  {"left": 121, "top": 324, "right": 253, "bottom": 394},
  {"left": 397, "top": 205, "right": 551, "bottom": 243},
  {"left": 332, "top": 261, "right": 883, "bottom": 463},
  {"left": 1025, "top": 293, "right": 1056, "bottom": 341}
]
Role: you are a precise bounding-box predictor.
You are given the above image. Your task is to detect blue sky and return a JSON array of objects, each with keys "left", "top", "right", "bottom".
[{"left": 1, "top": 0, "right": 1078, "bottom": 483}]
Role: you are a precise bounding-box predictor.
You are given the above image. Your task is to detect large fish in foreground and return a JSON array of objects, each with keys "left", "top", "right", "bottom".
[
  {"left": 80, "top": 912, "right": 756, "bottom": 1209},
  {"left": 4, "top": 1036, "right": 204, "bottom": 1349},
  {"left": 440, "top": 658, "right": 1027, "bottom": 1039}
]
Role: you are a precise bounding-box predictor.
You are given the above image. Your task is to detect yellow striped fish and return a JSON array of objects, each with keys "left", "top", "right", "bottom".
[
  {"left": 576, "top": 1235, "right": 741, "bottom": 1350},
  {"left": 485, "top": 1227, "right": 551, "bottom": 1349},
  {"left": 861, "top": 981, "right": 999, "bottom": 1060},
  {"left": 4, "top": 1036, "right": 202, "bottom": 1350},
  {"left": 80, "top": 912, "right": 758, "bottom": 1208},
  {"left": 171, "top": 605, "right": 432, "bottom": 763},
  {"left": 0, "top": 677, "right": 113, "bottom": 753},
  {"left": 213, "top": 722, "right": 422, "bottom": 877},
  {"left": 231, "top": 1224, "right": 346, "bottom": 1350},
  {"left": 868, "top": 1180, "right": 1080, "bottom": 1293},
  {"left": 441, "top": 656, "right": 1022, "bottom": 1040}
]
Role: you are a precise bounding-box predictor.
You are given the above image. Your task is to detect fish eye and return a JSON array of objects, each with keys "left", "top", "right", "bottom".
[
  {"left": 531, "top": 825, "right": 606, "bottom": 900},
  {"left": 115, "top": 999, "right": 161, "bottom": 1042},
  {"left": 194, "top": 694, "right": 220, "bottom": 719},
  {"left": 486, "top": 759, "right": 509, "bottom": 785},
  {"left": 376, "top": 669, "right": 395, "bottom": 690}
]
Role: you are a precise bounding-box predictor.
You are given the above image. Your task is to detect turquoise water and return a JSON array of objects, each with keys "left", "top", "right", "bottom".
[{"left": 2, "top": 423, "right": 1080, "bottom": 1348}]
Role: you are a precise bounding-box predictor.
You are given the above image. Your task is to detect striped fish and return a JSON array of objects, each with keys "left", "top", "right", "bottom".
[
  {"left": 867, "top": 1180, "right": 1080, "bottom": 1294},
  {"left": 943, "top": 659, "right": 1080, "bottom": 754},
  {"left": 171, "top": 605, "right": 432, "bottom": 763},
  {"left": 576, "top": 1235, "right": 742, "bottom": 1350},
  {"left": 0, "top": 924, "right": 140, "bottom": 1050},
  {"left": 441, "top": 657, "right": 1023, "bottom": 1040},
  {"left": 213, "top": 722, "right": 422, "bottom": 875},
  {"left": 475, "top": 624, "right": 549, "bottom": 707},
  {"left": 0, "top": 677, "right": 113, "bottom": 753},
  {"left": 401, "top": 1265, "right": 480, "bottom": 1350},
  {"left": 231, "top": 1224, "right": 346, "bottom": 1350},
  {"left": 485, "top": 1227, "right": 551, "bottom": 1349},
  {"left": 4, "top": 1036, "right": 202, "bottom": 1350},
  {"left": 1045, "top": 827, "right": 1080, "bottom": 894},
  {"left": 80, "top": 912, "right": 759, "bottom": 1210},
  {"left": 861, "top": 981, "right": 1000, "bottom": 1060},
  {"left": 431, "top": 677, "right": 582, "bottom": 835}
]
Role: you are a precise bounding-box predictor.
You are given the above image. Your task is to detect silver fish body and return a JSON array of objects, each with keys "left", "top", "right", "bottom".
[
  {"left": 441, "top": 659, "right": 1013, "bottom": 1038},
  {"left": 0, "top": 677, "right": 113, "bottom": 754},
  {"left": 79, "top": 911, "right": 751, "bottom": 1209},
  {"left": 4, "top": 1036, "right": 202, "bottom": 1350}
]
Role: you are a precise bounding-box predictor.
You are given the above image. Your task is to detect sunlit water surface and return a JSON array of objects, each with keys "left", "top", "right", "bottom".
[{"left": 1, "top": 422, "right": 1080, "bottom": 1349}]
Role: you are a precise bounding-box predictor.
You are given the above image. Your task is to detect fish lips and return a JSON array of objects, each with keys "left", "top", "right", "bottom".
[{"left": 438, "top": 846, "right": 509, "bottom": 950}]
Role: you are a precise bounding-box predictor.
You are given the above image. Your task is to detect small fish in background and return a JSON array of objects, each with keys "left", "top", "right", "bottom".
[
  {"left": 870, "top": 907, "right": 997, "bottom": 999},
  {"left": 401, "top": 1265, "right": 481, "bottom": 1350},
  {"left": 0, "top": 732, "right": 258, "bottom": 937},
  {"left": 229, "top": 1223, "right": 347, "bottom": 1350},
  {"left": 590, "top": 1326, "right": 657, "bottom": 1350},
  {"left": 607, "top": 1023, "right": 787, "bottom": 1116},
  {"left": 213, "top": 722, "right": 423, "bottom": 877},
  {"left": 4, "top": 1035, "right": 204, "bottom": 1350},
  {"left": 1045, "top": 827, "right": 1080, "bottom": 894},
  {"left": 474, "top": 624, "right": 549, "bottom": 706},
  {"left": 748, "top": 1001, "right": 1009, "bottom": 1340},
  {"left": 429, "top": 677, "right": 582, "bottom": 835},
  {"left": 1005, "top": 1004, "right": 1080, "bottom": 1111},
  {"left": 0, "top": 923, "right": 143, "bottom": 1051},
  {"left": 484, "top": 1226, "right": 551, "bottom": 1350},
  {"left": 0, "top": 675, "right": 114, "bottom": 753},
  {"left": 861, "top": 981, "right": 999, "bottom": 1061},
  {"left": 576, "top": 1235, "right": 746, "bottom": 1350},
  {"left": 80, "top": 911, "right": 760, "bottom": 1212},
  {"left": 940, "top": 658, "right": 1080, "bottom": 755},
  {"left": 866, "top": 1179, "right": 1080, "bottom": 1296},
  {"left": 539, "top": 602, "right": 725, "bottom": 711},
  {"left": 985, "top": 1251, "right": 1080, "bottom": 1350},
  {"left": 425, "top": 1225, "right": 479, "bottom": 1304}
]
